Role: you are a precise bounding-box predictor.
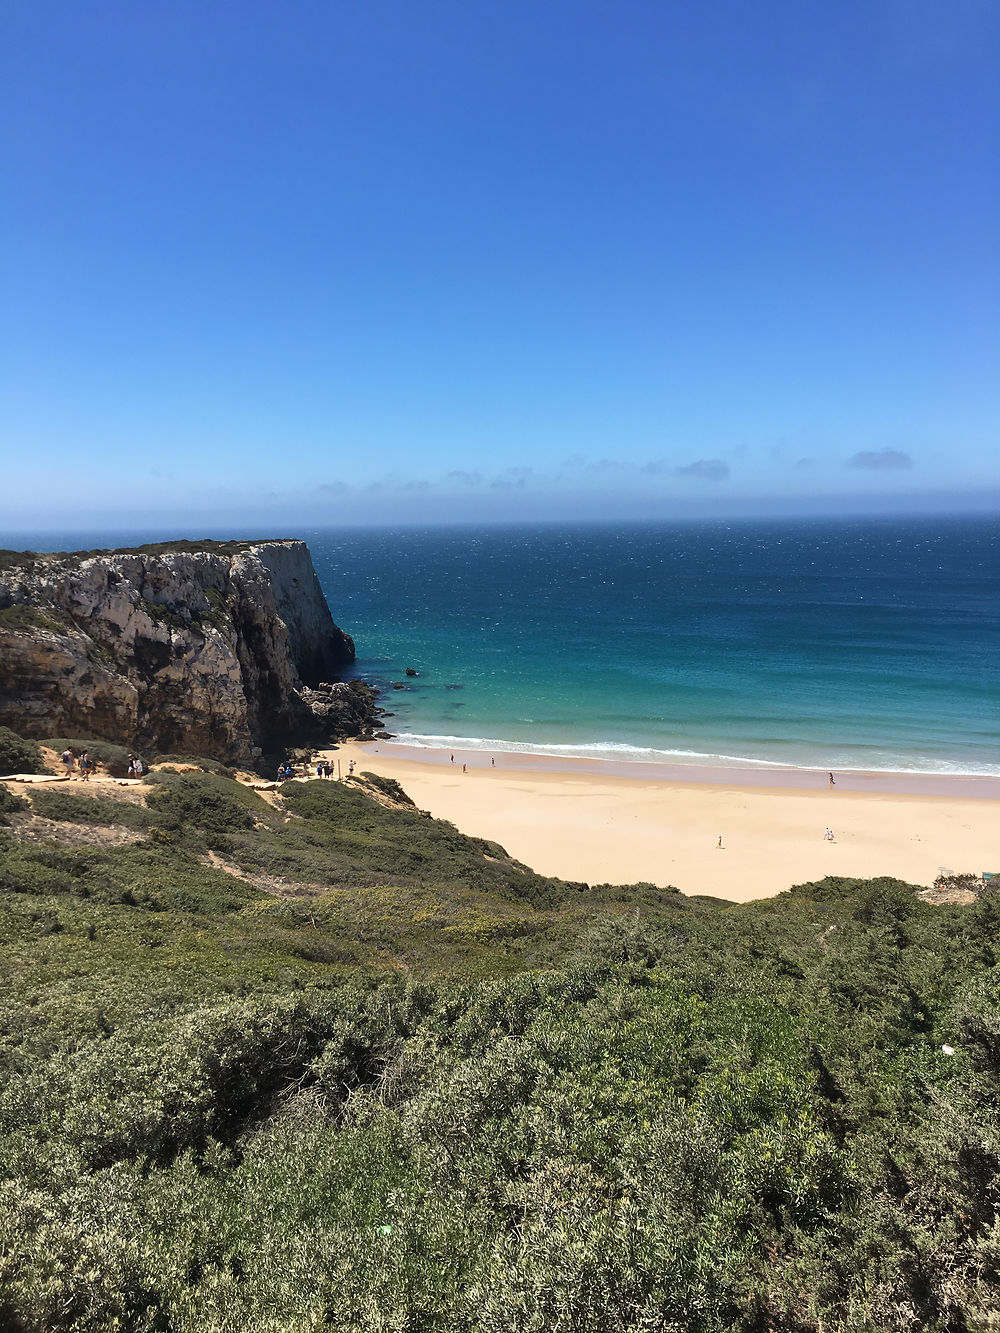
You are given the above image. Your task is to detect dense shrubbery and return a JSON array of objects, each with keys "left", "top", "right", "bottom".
[
  {"left": 0, "top": 772, "right": 997, "bottom": 1330},
  {"left": 0, "top": 726, "right": 43, "bottom": 774},
  {"left": 0, "top": 784, "right": 28, "bottom": 823},
  {"left": 278, "top": 779, "right": 592, "bottom": 906},
  {"left": 144, "top": 772, "right": 260, "bottom": 834}
]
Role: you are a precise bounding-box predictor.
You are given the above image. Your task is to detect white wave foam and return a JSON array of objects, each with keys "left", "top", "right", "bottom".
[{"left": 377, "top": 730, "right": 1000, "bottom": 778}]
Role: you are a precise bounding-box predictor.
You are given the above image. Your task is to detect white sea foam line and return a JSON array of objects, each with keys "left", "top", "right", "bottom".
[{"left": 377, "top": 731, "right": 1000, "bottom": 778}]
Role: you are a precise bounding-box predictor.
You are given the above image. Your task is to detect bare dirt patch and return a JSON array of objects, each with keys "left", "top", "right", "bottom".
[
  {"left": 200, "top": 849, "right": 329, "bottom": 899},
  {"left": 8, "top": 812, "right": 145, "bottom": 848},
  {"left": 917, "top": 886, "right": 979, "bottom": 906},
  {"left": 55, "top": 780, "right": 148, "bottom": 808}
]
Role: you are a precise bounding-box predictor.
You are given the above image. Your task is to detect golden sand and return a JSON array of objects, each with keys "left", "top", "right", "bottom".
[{"left": 324, "top": 741, "right": 999, "bottom": 903}]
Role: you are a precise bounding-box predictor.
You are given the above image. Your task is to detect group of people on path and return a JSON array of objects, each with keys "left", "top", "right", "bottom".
[
  {"left": 277, "top": 757, "right": 353, "bottom": 782},
  {"left": 59, "top": 748, "right": 144, "bottom": 780},
  {"left": 60, "top": 748, "right": 94, "bottom": 780}
]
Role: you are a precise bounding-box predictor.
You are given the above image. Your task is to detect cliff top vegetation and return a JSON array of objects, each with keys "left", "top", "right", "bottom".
[
  {"left": 0, "top": 735, "right": 997, "bottom": 1330},
  {"left": 0, "top": 537, "right": 302, "bottom": 573}
]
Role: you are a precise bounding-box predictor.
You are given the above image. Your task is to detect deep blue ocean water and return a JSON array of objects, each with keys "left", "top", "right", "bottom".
[{"left": 5, "top": 516, "right": 998, "bottom": 775}]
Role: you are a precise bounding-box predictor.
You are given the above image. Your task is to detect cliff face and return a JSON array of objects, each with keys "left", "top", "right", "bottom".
[{"left": 0, "top": 539, "right": 377, "bottom": 761}]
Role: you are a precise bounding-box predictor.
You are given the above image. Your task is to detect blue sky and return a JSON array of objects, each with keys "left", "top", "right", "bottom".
[{"left": 2, "top": 0, "right": 997, "bottom": 530}]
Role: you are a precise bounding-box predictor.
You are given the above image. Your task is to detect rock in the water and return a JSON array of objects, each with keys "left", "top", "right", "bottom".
[{"left": 0, "top": 538, "right": 376, "bottom": 762}]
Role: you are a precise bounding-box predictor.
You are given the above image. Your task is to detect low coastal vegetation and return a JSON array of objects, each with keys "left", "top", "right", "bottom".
[
  {"left": 0, "top": 537, "right": 289, "bottom": 572},
  {"left": 0, "top": 726, "right": 44, "bottom": 776},
  {"left": 0, "top": 735, "right": 997, "bottom": 1331}
]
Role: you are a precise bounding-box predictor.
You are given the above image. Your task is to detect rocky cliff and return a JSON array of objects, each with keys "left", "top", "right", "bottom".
[{"left": 0, "top": 539, "right": 379, "bottom": 762}]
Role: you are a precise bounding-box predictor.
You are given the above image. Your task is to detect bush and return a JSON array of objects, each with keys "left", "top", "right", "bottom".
[
  {"left": 154, "top": 754, "right": 235, "bottom": 777},
  {"left": 360, "top": 772, "right": 416, "bottom": 806},
  {"left": 0, "top": 727, "right": 44, "bottom": 775},
  {"left": 0, "top": 784, "right": 29, "bottom": 824},
  {"left": 144, "top": 774, "right": 256, "bottom": 833}
]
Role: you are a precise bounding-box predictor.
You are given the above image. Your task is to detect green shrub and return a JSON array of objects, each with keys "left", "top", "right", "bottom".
[
  {"left": 279, "top": 780, "right": 583, "bottom": 908},
  {"left": 0, "top": 785, "right": 29, "bottom": 824},
  {"left": 154, "top": 754, "right": 235, "bottom": 776},
  {"left": 144, "top": 774, "right": 257, "bottom": 833},
  {"left": 359, "top": 772, "right": 416, "bottom": 806},
  {"left": 0, "top": 727, "right": 44, "bottom": 775}
]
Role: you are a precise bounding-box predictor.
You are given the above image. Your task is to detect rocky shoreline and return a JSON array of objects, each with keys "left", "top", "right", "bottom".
[{"left": 0, "top": 538, "right": 383, "bottom": 764}]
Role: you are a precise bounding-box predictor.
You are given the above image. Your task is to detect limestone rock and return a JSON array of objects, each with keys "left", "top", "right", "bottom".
[{"left": 0, "top": 539, "right": 374, "bottom": 762}]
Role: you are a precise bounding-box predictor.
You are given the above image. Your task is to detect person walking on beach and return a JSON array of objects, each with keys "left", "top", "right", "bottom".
[
  {"left": 824, "top": 827, "right": 835, "bottom": 841},
  {"left": 717, "top": 835, "right": 723, "bottom": 849},
  {"left": 462, "top": 763, "right": 467, "bottom": 774},
  {"left": 61, "top": 749, "right": 74, "bottom": 778},
  {"left": 450, "top": 753, "right": 454, "bottom": 764},
  {"left": 829, "top": 772, "right": 836, "bottom": 788},
  {"left": 79, "top": 752, "right": 92, "bottom": 782},
  {"left": 348, "top": 759, "right": 355, "bottom": 777}
]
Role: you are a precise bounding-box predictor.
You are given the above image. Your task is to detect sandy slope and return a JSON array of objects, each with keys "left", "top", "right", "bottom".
[{"left": 325, "top": 741, "right": 999, "bottom": 902}]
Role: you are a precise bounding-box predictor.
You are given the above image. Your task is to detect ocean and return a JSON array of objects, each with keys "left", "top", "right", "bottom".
[
  {"left": 307, "top": 516, "right": 999, "bottom": 777},
  {"left": 4, "top": 516, "right": 998, "bottom": 776}
]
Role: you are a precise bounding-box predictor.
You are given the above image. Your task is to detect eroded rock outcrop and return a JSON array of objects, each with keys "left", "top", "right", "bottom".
[{"left": 0, "top": 539, "right": 378, "bottom": 761}]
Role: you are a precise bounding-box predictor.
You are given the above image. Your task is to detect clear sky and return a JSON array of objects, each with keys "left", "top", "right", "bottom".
[{"left": 2, "top": 0, "right": 998, "bottom": 531}]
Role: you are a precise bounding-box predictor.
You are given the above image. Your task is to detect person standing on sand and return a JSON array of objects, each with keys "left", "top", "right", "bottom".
[
  {"left": 61, "top": 749, "right": 74, "bottom": 778},
  {"left": 717, "top": 835, "right": 723, "bottom": 849},
  {"left": 462, "top": 763, "right": 467, "bottom": 774},
  {"left": 79, "top": 752, "right": 92, "bottom": 781},
  {"left": 450, "top": 753, "right": 454, "bottom": 764},
  {"left": 824, "top": 827, "right": 835, "bottom": 841}
]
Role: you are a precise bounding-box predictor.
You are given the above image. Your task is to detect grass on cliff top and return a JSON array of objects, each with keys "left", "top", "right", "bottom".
[
  {"left": 0, "top": 538, "right": 301, "bottom": 572},
  {"left": 2, "top": 763, "right": 1000, "bottom": 1330}
]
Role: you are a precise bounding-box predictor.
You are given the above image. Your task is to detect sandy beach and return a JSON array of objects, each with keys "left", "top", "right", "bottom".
[{"left": 325, "top": 741, "right": 1000, "bottom": 902}]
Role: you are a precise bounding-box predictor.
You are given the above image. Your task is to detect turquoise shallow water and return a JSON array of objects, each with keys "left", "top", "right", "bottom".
[
  {"left": 307, "top": 517, "right": 999, "bottom": 776},
  {"left": 4, "top": 516, "right": 997, "bottom": 775}
]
